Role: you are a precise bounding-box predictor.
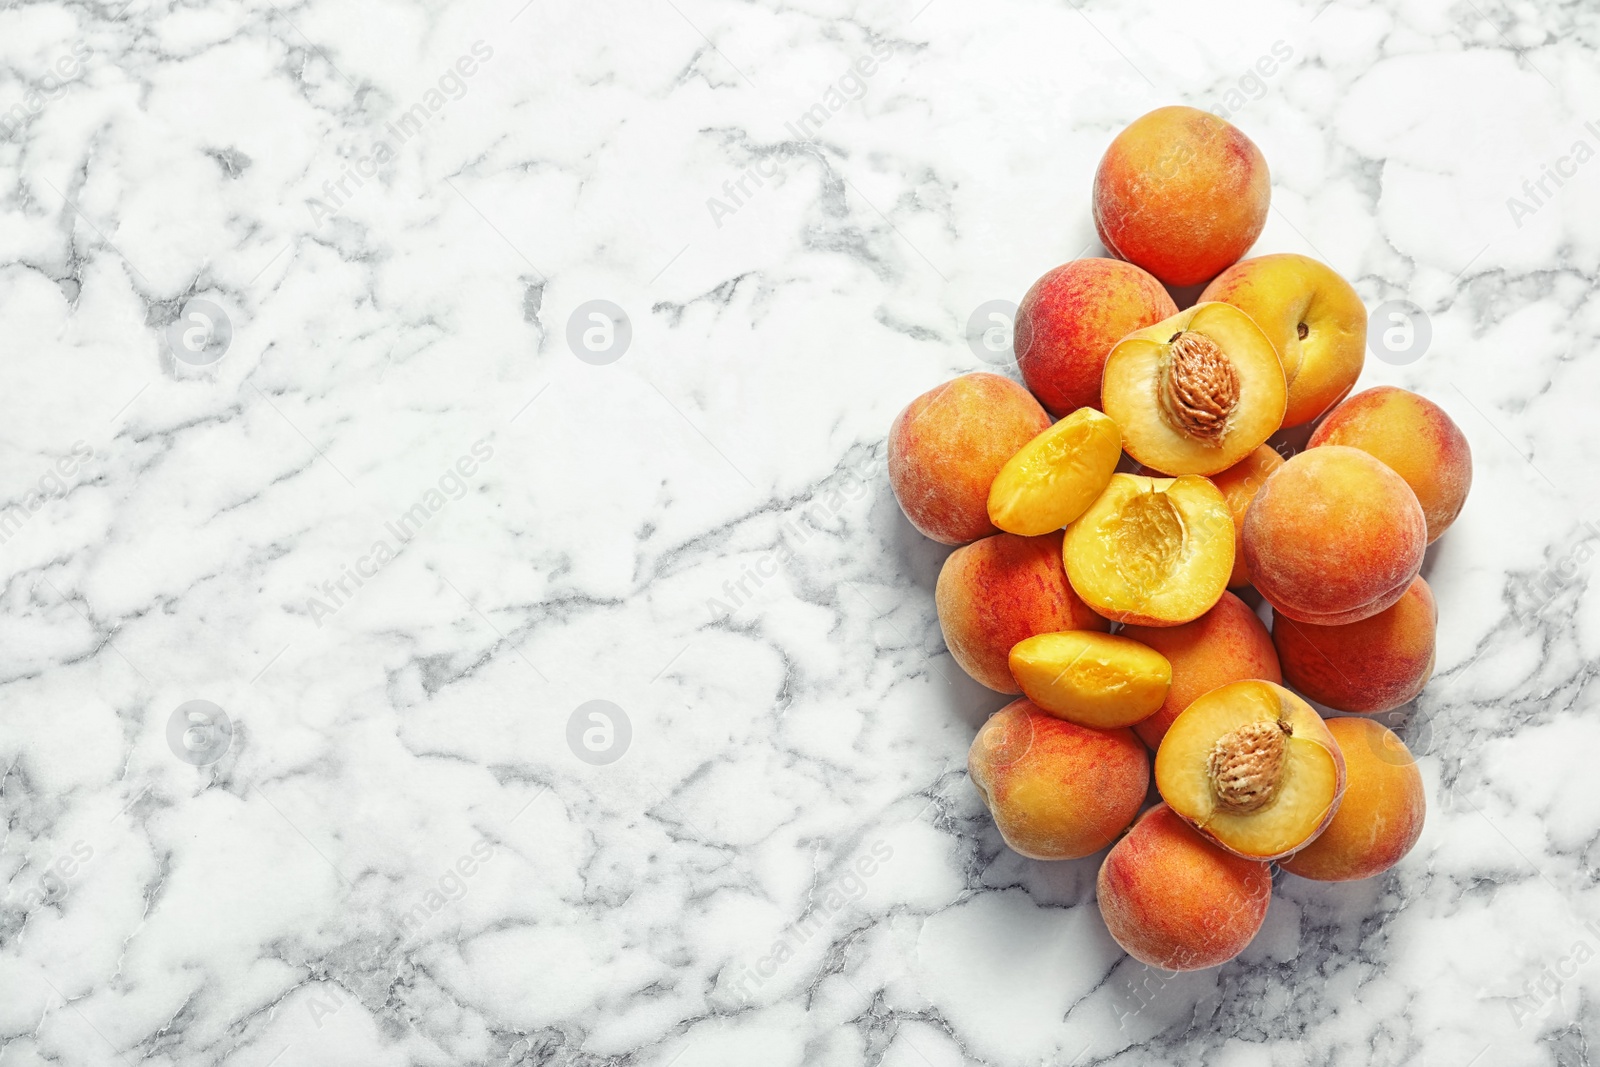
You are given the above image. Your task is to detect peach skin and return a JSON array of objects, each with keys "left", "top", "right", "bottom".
[
  {"left": 1210, "top": 445, "right": 1286, "bottom": 587},
  {"left": 1015, "top": 258, "right": 1178, "bottom": 415},
  {"left": 1097, "top": 803, "right": 1271, "bottom": 970},
  {"left": 1308, "top": 386, "right": 1472, "bottom": 543},
  {"left": 1242, "top": 446, "right": 1427, "bottom": 625},
  {"left": 889, "top": 373, "right": 1051, "bottom": 545},
  {"left": 936, "top": 531, "right": 1108, "bottom": 693},
  {"left": 1199, "top": 254, "right": 1366, "bottom": 427},
  {"left": 1123, "top": 591, "right": 1282, "bottom": 750},
  {"left": 1279, "top": 717, "right": 1425, "bottom": 882},
  {"left": 1093, "top": 106, "right": 1271, "bottom": 287},
  {"left": 970, "top": 698, "right": 1149, "bottom": 860},
  {"left": 1274, "top": 577, "right": 1437, "bottom": 714}
]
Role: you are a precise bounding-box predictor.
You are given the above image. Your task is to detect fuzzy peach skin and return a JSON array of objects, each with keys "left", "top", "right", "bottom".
[
  {"left": 936, "top": 531, "right": 1108, "bottom": 693},
  {"left": 1097, "top": 804, "right": 1271, "bottom": 970},
  {"left": 1014, "top": 258, "right": 1178, "bottom": 415},
  {"left": 1123, "top": 591, "right": 1282, "bottom": 750},
  {"left": 1092, "top": 106, "right": 1270, "bottom": 287},
  {"left": 889, "top": 373, "right": 1052, "bottom": 545},
  {"left": 1242, "top": 446, "right": 1427, "bottom": 625},
  {"left": 1199, "top": 254, "right": 1366, "bottom": 427},
  {"left": 969, "top": 698, "right": 1149, "bottom": 860},
  {"left": 1274, "top": 577, "right": 1437, "bottom": 714},
  {"left": 1211, "top": 445, "right": 1286, "bottom": 588},
  {"left": 1279, "top": 717, "right": 1425, "bottom": 882},
  {"left": 1308, "top": 386, "right": 1473, "bottom": 543}
]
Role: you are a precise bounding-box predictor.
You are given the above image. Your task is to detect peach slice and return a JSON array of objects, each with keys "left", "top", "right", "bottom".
[
  {"left": 1101, "top": 303, "right": 1287, "bottom": 477},
  {"left": 1008, "top": 631, "right": 1171, "bottom": 729},
  {"left": 1279, "top": 717, "right": 1425, "bottom": 882},
  {"left": 1155, "top": 680, "right": 1346, "bottom": 860},
  {"left": 1063, "top": 473, "right": 1233, "bottom": 627},
  {"left": 1199, "top": 254, "right": 1367, "bottom": 428},
  {"left": 987, "top": 408, "right": 1122, "bottom": 536},
  {"left": 1210, "top": 445, "right": 1285, "bottom": 588},
  {"left": 1307, "top": 386, "right": 1473, "bottom": 543},
  {"left": 1274, "top": 577, "right": 1437, "bottom": 714},
  {"left": 1097, "top": 804, "right": 1271, "bottom": 971},
  {"left": 969, "top": 698, "right": 1149, "bottom": 860}
]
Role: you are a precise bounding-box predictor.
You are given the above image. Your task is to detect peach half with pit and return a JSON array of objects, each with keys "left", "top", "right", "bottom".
[
  {"left": 1155, "top": 680, "right": 1346, "bottom": 861},
  {"left": 987, "top": 407, "right": 1122, "bottom": 537},
  {"left": 1063, "top": 473, "right": 1234, "bottom": 627},
  {"left": 1097, "top": 803, "right": 1272, "bottom": 971},
  {"left": 1008, "top": 630, "right": 1171, "bottom": 729},
  {"left": 1199, "top": 254, "right": 1367, "bottom": 428},
  {"left": 1101, "top": 303, "right": 1287, "bottom": 477},
  {"left": 969, "top": 698, "right": 1149, "bottom": 860}
]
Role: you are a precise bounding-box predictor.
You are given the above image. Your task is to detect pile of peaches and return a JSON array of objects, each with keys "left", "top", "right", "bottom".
[{"left": 890, "top": 107, "right": 1472, "bottom": 971}]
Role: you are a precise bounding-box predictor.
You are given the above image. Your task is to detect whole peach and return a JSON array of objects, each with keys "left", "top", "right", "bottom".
[
  {"left": 1014, "top": 258, "right": 1177, "bottom": 415},
  {"left": 1308, "top": 386, "right": 1472, "bottom": 543},
  {"left": 1093, "top": 107, "right": 1270, "bottom": 287},
  {"left": 1122, "top": 591, "right": 1282, "bottom": 750},
  {"left": 1097, "top": 804, "right": 1271, "bottom": 970},
  {"left": 1243, "top": 446, "right": 1427, "bottom": 625},
  {"left": 889, "top": 373, "right": 1051, "bottom": 545},
  {"left": 936, "top": 531, "right": 1108, "bottom": 693},
  {"left": 1279, "top": 717, "right": 1426, "bottom": 881},
  {"left": 1210, "top": 445, "right": 1286, "bottom": 588},
  {"left": 969, "top": 699, "right": 1149, "bottom": 860},
  {"left": 1274, "top": 577, "right": 1437, "bottom": 714}
]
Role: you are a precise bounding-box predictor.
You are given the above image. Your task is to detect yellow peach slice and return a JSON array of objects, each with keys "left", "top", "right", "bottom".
[
  {"left": 1102, "top": 303, "right": 1286, "bottom": 476},
  {"left": 1155, "top": 680, "right": 1345, "bottom": 860},
  {"left": 1063, "top": 473, "right": 1233, "bottom": 627},
  {"left": 987, "top": 408, "right": 1122, "bottom": 536},
  {"left": 1008, "top": 631, "right": 1171, "bottom": 728}
]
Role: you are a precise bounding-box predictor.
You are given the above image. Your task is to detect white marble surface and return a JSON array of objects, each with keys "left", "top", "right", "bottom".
[{"left": 1, "top": 0, "right": 1598, "bottom": 1062}]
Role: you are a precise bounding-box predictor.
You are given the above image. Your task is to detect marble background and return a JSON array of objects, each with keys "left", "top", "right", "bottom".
[{"left": 1, "top": 0, "right": 1598, "bottom": 1062}]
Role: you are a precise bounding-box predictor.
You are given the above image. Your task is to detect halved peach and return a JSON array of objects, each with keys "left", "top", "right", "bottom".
[
  {"left": 1155, "top": 680, "right": 1346, "bottom": 860},
  {"left": 1063, "top": 473, "right": 1233, "bottom": 627},
  {"left": 1008, "top": 631, "right": 1171, "bottom": 729},
  {"left": 987, "top": 408, "right": 1122, "bottom": 536},
  {"left": 1101, "top": 303, "right": 1286, "bottom": 476}
]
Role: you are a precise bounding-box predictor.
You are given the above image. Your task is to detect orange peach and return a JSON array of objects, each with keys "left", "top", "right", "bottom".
[
  {"left": 1308, "top": 386, "right": 1473, "bottom": 543},
  {"left": 936, "top": 531, "right": 1108, "bottom": 693},
  {"left": 1242, "top": 446, "right": 1427, "bottom": 625},
  {"left": 1123, "top": 591, "right": 1282, "bottom": 750},
  {"left": 1092, "top": 107, "right": 1271, "bottom": 287},
  {"left": 1273, "top": 577, "right": 1437, "bottom": 714},
  {"left": 1015, "top": 258, "right": 1178, "bottom": 415},
  {"left": 1199, "top": 254, "right": 1367, "bottom": 428},
  {"left": 1279, "top": 717, "right": 1425, "bottom": 881},
  {"left": 889, "top": 373, "right": 1051, "bottom": 545},
  {"left": 1097, "top": 803, "right": 1271, "bottom": 970},
  {"left": 969, "top": 698, "right": 1149, "bottom": 860},
  {"left": 1211, "top": 445, "right": 1286, "bottom": 587}
]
